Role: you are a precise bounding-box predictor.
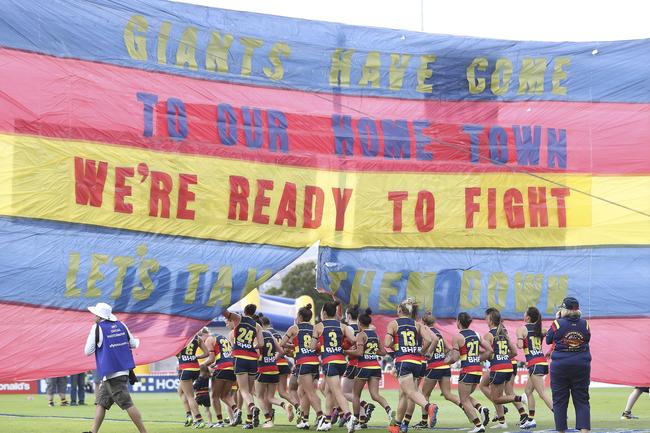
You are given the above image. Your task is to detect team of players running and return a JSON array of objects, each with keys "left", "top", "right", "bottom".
[{"left": 176, "top": 298, "right": 552, "bottom": 433}]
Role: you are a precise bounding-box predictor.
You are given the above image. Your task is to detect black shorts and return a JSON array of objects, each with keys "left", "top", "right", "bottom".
[
  {"left": 212, "top": 369, "right": 236, "bottom": 382},
  {"left": 323, "top": 363, "right": 347, "bottom": 377},
  {"left": 637, "top": 387, "right": 650, "bottom": 393},
  {"left": 528, "top": 364, "right": 549, "bottom": 376},
  {"left": 297, "top": 364, "right": 320, "bottom": 378},
  {"left": 459, "top": 373, "right": 482, "bottom": 384},
  {"left": 234, "top": 358, "right": 258, "bottom": 375},
  {"left": 257, "top": 373, "right": 280, "bottom": 384},
  {"left": 343, "top": 365, "right": 358, "bottom": 379},
  {"left": 179, "top": 370, "right": 200, "bottom": 381},
  {"left": 356, "top": 368, "right": 382, "bottom": 380},
  {"left": 196, "top": 394, "right": 211, "bottom": 408},
  {"left": 426, "top": 368, "right": 451, "bottom": 381},
  {"left": 395, "top": 361, "right": 421, "bottom": 378},
  {"left": 489, "top": 371, "right": 513, "bottom": 385},
  {"left": 278, "top": 364, "right": 291, "bottom": 375}
]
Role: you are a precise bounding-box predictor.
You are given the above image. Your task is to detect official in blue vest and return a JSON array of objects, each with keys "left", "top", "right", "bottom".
[
  {"left": 83, "top": 302, "right": 148, "bottom": 433},
  {"left": 546, "top": 297, "right": 591, "bottom": 433}
]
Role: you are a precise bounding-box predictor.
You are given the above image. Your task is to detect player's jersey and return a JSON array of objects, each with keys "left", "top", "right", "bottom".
[
  {"left": 348, "top": 323, "right": 360, "bottom": 367},
  {"left": 393, "top": 317, "right": 421, "bottom": 364},
  {"left": 459, "top": 329, "right": 482, "bottom": 375},
  {"left": 177, "top": 336, "right": 201, "bottom": 371},
  {"left": 294, "top": 322, "right": 319, "bottom": 365},
  {"left": 523, "top": 324, "right": 548, "bottom": 366},
  {"left": 232, "top": 316, "right": 258, "bottom": 360},
  {"left": 270, "top": 328, "right": 289, "bottom": 367},
  {"left": 320, "top": 319, "right": 346, "bottom": 364},
  {"left": 358, "top": 329, "right": 381, "bottom": 369},
  {"left": 489, "top": 328, "right": 513, "bottom": 372},
  {"left": 258, "top": 330, "right": 279, "bottom": 374},
  {"left": 212, "top": 334, "right": 234, "bottom": 370},
  {"left": 427, "top": 327, "right": 450, "bottom": 370}
]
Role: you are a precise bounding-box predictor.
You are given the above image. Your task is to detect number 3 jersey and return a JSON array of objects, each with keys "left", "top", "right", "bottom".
[{"left": 320, "top": 319, "right": 346, "bottom": 364}]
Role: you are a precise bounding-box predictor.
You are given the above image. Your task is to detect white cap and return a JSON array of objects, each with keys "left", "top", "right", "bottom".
[{"left": 88, "top": 302, "right": 118, "bottom": 321}]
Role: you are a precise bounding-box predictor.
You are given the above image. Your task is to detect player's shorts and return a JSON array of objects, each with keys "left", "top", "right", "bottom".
[
  {"left": 212, "top": 369, "right": 236, "bottom": 382},
  {"left": 278, "top": 364, "right": 291, "bottom": 376},
  {"left": 458, "top": 372, "right": 482, "bottom": 384},
  {"left": 297, "top": 364, "right": 319, "bottom": 378},
  {"left": 528, "top": 364, "right": 549, "bottom": 376},
  {"left": 343, "top": 365, "right": 359, "bottom": 379},
  {"left": 196, "top": 394, "right": 211, "bottom": 408},
  {"left": 256, "top": 373, "right": 280, "bottom": 384},
  {"left": 426, "top": 368, "right": 452, "bottom": 381},
  {"left": 179, "top": 370, "right": 200, "bottom": 381},
  {"left": 418, "top": 363, "right": 428, "bottom": 378},
  {"left": 395, "top": 361, "right": 421, "bottom": 378},
  {"left": 489, "top": 371, "right": 513, "bottom": 385},
  {"left": 234, "top": 358, "right": 258, "bottom": 375},
  {"left": 637, "top": 387, "right": 650, "bottom": 393},
  {"left": 323, "top": 363, "right": 347, "bottom": 377},
  {"left": 356, "top": 368, "right": 382, "bottom": 380}
]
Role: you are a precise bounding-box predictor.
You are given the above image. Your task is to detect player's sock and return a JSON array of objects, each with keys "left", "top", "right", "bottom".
[
  {"left": 528, "top": 409, "right": 535, "bottom": 420},
  {"left": 472, "top": 417, "right": 482, "bottom": 427}
]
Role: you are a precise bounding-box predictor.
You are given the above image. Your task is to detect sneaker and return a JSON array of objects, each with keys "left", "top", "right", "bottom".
[
  {"left": 242, "top": 423, "right": 254, "bottom": 430},
  {"left": 287, "top": 404, "right": 295, "bottom": 423},
  {"left": 399, "top": 421, "right": 409, "bottom": 433},
  {"left": 318, "top": 421, "right": 332, "bottom": 431},
  {"left": 298, "top": 420, "right": 310, "bottom": 430},
  {"left": 621, "top": 411, "right": 639, "bottom": 420},
  {"left": 521, "top": 418, "right": 537, "bottom": 429},
  {"left": 263, "top": 420, "right": 274, "bottom": 428},
  {"left": 193, "top": 420, "right": 207, "bottom": 429},
  {"left": 360, "top": 424, "right": 368, "bottom": 429},
  {"left": 388, "top": 426, "right": 400, "bottom": 433},
  {"left": 480, "top": 407, "right": 490, "bottom": 427},
  {"left": 365, "top": 404, "right": 376, "bottom": 422},
  {"left": 468, "top": 426, "right": 486, "bottom": 433},
  {"left": 315, "top": 415, "right": 325, "bottom": 430},
  {"left": 339, "top": 413, "right": 351, "bottom": 428},
  {"left": 427, "top": 404, "right": 439, "bottom": 428},
  {"left": 211, "top": 422, "right": 225, "bottom": 428},
  {"left": 60, "top": 400, "right": 69, "bottom": 407},
  {"left": 346, "top": 416, "right": 357, "bottom": 433},
  {"left": 70, "top": 402, "right": 78, "bottom": 406},
  {"left": 186, "top": 415, "right": 194, "bottom": 427},
  {"left": 48, "top": 401, "right": 54, "bottom": 407},
  {"left": 231, "top": 409, "right": 242, "bottom": 426},
  {"left": 253, "top": 407, "right": 261, "bottom": 427},
  {"left": 489, "top": 422, "right": 507, "bottom": 429},
  {"left": 412, "top": 421, "right": 428, "bottom": 429},
  {"left": 79, "top": 402, "right": 86, "bottom": 406}
]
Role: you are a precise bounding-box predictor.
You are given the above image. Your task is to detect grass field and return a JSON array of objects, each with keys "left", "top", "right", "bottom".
[{"left": 1, "top": 388, "right": 648, "bottom": 433}]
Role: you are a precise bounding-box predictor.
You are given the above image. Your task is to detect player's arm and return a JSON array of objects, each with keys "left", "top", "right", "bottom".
[
  {"left": 516, "top": 326, "right": 527, "bottom": 350},
  {"left": 345, "top": 332, "right": 366, "bottom": 357},
  {"left": 311, "top": 322, "right": 323, "bottom": 350},
  {"left": 377, "top": 332, "right": 388, "bottom": 356},
  {"left": 273, "top": 336, "right": 285, "bottom": 360},
  {"left": 223, "top": 311, "right": 241, "bottom": 327},
  {"left": 479, "top": 334, "right": 493, "bottom": 361},
  {"left": 281, "top": 325, "right": 297, "bottom": 349},
  {"left": 419, "top": 323, "right": 436, "bottom": 354},
  {"left": 255, "top": 323, "right": 265, "bottom": 349},
  {"left": 445, "top": 334, "right": 462, "bottom": 364},
  {"left": 201, "top": 336, "right": 215, "bottom": 365},
  {"left": 383, "top": 320, "right": 396, "bottom": 349},
  {"left": 342, "top": 324, "right": 355, "bottom": 342}
]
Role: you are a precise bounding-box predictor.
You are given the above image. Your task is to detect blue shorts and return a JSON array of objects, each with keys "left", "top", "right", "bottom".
[
  {"left": 417, "top": 363, "right": 427, "bottom": 378},
  {"left": 343, "top": 365, "right": 359, "bottom": 379},
  {"left": 256, "top": 373, "right": 280, "bottom": 384},
  {"left": 395, "top": 361, "right": 421, "bottom": 378},
  {"left": 234, "top": 358, "right": 258, "bottom": 375},
  {"left": 278, "top": 364, "right": 291, "bottom": 376},
  {"left": 489, "top": 371, "right": 513, "bottom": 385},
  {"left": 426, "top": 368, "right": 452, "bottom": 381},
  {"left": 528, "top": 364, "right": 549, "bottom": 376},
  {"left": 356, "top": 368, "right": 381, "bottom": 380},
  {"left": 179, "top": 370, "right": 200, "bottom": 381},
  {"left": 637, "top": 387, "right": 649, "bottom": 393},
  {"left": 323, "top": 363, "right": 347, "bottom": 377},
  {"left": 297, "top": 364, "right": 320, "bottom": 378},
  {"left": 459, "top": 373, "right": 482, "bottom": 384},
  {"left": 212, "top": 369, "right": 236, "bottom": 382}
]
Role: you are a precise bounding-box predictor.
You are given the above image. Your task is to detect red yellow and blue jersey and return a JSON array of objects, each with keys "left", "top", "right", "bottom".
[
  {"left": 212, "top": 334, "right": 234, "bottom": 371},
  {"left": 320, "top": 319, "right": 346, "bottom": 364},
  {"left": 427, "top": 327, "right": 450, "bottom": 370},
  {"left": 489, "top": 328, "right": 513, "bottom": 372},
  {"left": 233, "top": 316, "right": 258, "bottom": 360},
  {"left": 270, "top": 328, "right": 289, "bottom": 366},
  {"left": 393, "top": 317, "right": 421, "bottom": 364},
  {"left": 177, "top": 336, "right": 201, "bottom": 371},
  {"left": 348, "top": 323, "right": 360, "bottom": 367},
  {"left": 294, "top": 322, "right": 319, "bottom": 365},
  {"left": 358, "top": 329, "right": 381, "bottom": 369},
  {"left": 459, "top": 329, "right": 482, "bottom": 375},
  {"left": 523, "top": 324, "right": 548, "bottom": 366},
  {"left": 258, "top": 330, "right": 279, "bottom": 374}
]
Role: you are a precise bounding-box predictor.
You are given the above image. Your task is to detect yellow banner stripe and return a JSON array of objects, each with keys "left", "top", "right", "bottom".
[{"left": 0, "top": 133, "right": 649, "bottom": 249}]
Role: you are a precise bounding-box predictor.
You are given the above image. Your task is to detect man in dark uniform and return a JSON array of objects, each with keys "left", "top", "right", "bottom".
[{"left": 546, "top": 297, "right": 591, "bottom": 433}]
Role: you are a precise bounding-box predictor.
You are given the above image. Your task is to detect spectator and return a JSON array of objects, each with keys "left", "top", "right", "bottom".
[
  {"left": 46, "top": 376, "right": 69, "bottom": 406},
  {"left": 70, "top": 372, "right": 86, "bottom": 406},
  {"left": 83, "top": 302, "right": 147, "bottom": 433},
  {"left": 546, "top": 297, "right": 591, "bottom": 433}
]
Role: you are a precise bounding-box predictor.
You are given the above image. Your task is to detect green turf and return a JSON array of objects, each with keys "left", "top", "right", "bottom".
[{"left": 0, "top": 388, "right": 648, "bottom": 432}]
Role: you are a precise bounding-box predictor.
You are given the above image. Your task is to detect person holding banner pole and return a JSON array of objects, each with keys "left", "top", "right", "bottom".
[{"left": 83, "top": 302, "right": 147, "bottom": 433}]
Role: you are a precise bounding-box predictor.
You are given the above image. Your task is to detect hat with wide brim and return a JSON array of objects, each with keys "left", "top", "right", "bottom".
[{"left": 88, "top": 302, "right": 118, "bottom": 321}]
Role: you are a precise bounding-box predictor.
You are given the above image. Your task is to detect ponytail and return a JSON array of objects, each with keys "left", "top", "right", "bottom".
[
  {"left": 486, "top": 307, "right": 505, "bottom": 337},
  {"left": 359, "top": 308, "right": 373, "bottom": 327},
  {"left": 398, "top": 297, "right": 419, "bottom": 318},
  {"left": 526, "top": 306, "right": 542, "bottom": 338}
]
